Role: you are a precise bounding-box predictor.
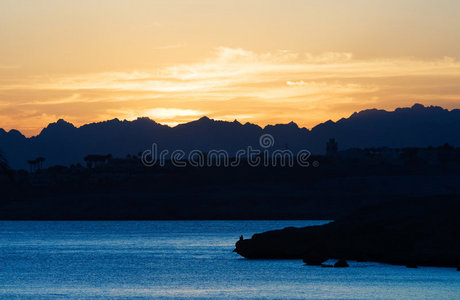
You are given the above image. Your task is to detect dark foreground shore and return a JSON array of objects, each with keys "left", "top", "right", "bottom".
[
  {"left": 234, "top": 196, "right": 460, "bottom": 269},
  {"left": 2, "top": 156, "right": 460, "bottom": 220}
]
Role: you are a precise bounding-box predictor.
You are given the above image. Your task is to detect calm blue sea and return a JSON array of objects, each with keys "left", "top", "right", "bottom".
[{"left": 0, "top": 221, "right": 459, "bottom": 299}]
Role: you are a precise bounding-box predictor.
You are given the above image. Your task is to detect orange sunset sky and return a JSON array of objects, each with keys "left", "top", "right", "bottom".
[{"left": 1, "top": 0, "right": 460, "bottom": 136}]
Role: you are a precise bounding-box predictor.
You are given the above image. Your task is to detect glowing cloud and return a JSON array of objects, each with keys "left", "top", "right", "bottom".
[
  {"left": 1, "top": 48, "right": 460, "bottom": 136},
  {"left": 145, "top": 108, "right": 205, "bottom": 119}
]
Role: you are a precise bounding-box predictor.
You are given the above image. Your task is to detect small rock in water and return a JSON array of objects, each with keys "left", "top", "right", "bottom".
[
  {"left": 457, "top": 266, "right": 460, "bottom": 271},
  {"left": 321, "top": 264, "right": 333, "bottom": 268},
  {"left": 334, "top": 259, "right": 349, "bottom": 268}
]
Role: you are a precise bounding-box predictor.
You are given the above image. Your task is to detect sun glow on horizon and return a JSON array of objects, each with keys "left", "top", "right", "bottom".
[{"left": 1, "top": 0, "right": 460, "bottom": 136}]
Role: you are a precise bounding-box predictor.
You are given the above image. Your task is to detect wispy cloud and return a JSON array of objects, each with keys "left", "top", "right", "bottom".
[
  {"left": 1, "top": 47, "right": 460, "bottom": 135},
  {"left": 145, "top": 108, "right": 205, "bottom": 119},
  {"left": 286, "top": 80, "right": 306, "bottom": 86}
]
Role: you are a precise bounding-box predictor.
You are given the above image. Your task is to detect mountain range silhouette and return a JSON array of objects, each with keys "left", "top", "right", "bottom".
[{"left": 1, "top": 104, "right": 459, "bottom": 169}]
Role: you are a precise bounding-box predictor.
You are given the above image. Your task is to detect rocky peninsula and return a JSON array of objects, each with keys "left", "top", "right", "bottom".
[{"left": 234, "top": 196, "right": 460, "bottom": 269}]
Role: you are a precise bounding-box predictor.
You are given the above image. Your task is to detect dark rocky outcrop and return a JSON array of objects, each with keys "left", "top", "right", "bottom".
[
  {"left": 334, "top": 259, "right": 349, "bottom": 268},
  {"left": 234, "top": 196, "right": 460, "bottom": 268}
]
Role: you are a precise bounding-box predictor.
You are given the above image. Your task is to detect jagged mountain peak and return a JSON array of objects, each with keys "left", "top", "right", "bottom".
[
  {"left": 349, "top": 108, "right": 388, "bottom": 119},
  {"left": 52, "top": 118, "right": 75, "bottom": 127},
  {"left": 1, "top": 104, "right": 459, "bottom": 169},
  {"left": 38, "top": 119, "right": 76, "bottom": 137},
  {"left": 264, "top": 121, "right": 301, "bottom": 130},
  {"left": 198, "top": 116, "right": 211, "bottom": 122},
  {"left": 7, "top": 129, "right": 25, "bottom": 138}
]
